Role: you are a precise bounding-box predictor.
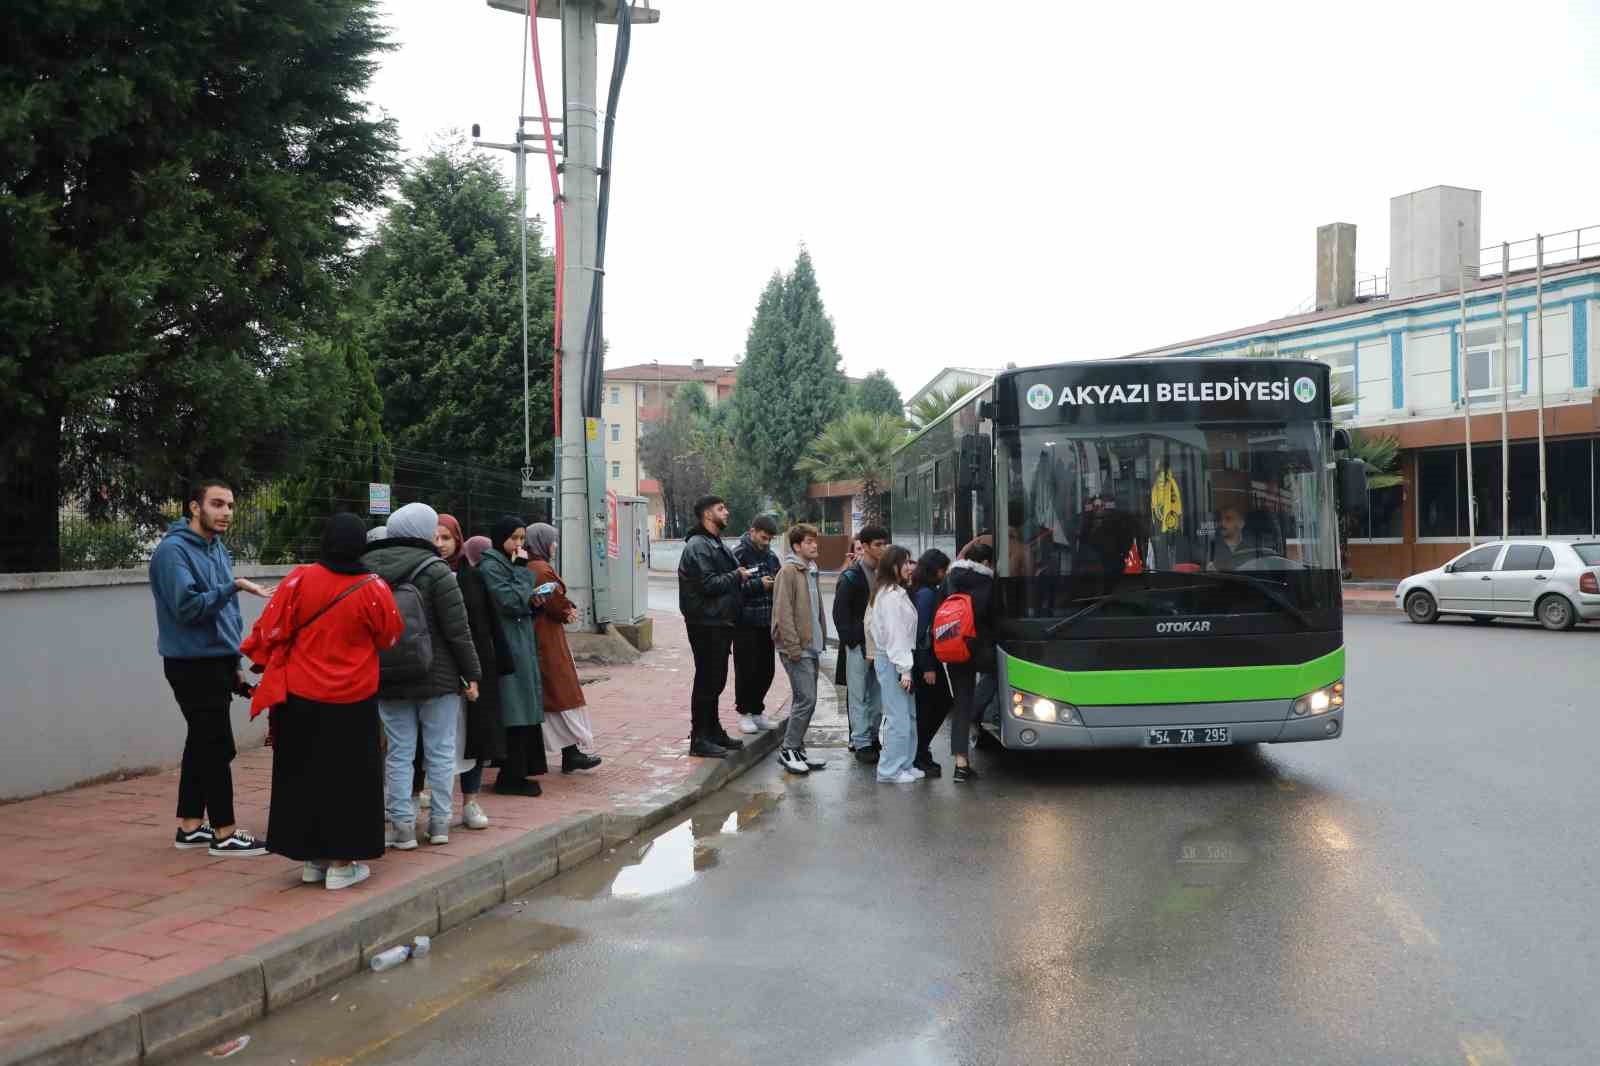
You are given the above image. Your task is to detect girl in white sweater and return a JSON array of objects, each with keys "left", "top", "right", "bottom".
[{"left": 866, "top": 546, "right": 924, "bottom": 783}]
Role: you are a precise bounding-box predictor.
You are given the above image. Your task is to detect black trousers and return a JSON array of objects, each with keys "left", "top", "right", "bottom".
[
  {"left": 732, "top": 627, "right": 777, "bottom": 717},
  {"left": 686, "top": 624, "right": 734, "bottom": 740},
  {"left": 163, "top": 656, "right": 239, "bottom": 828},
  {"left": 947, "top": 664, "right": 978, "bottom": 759},
  {"left": 914, "top": 665, "right": 953, "bottom": 761}
]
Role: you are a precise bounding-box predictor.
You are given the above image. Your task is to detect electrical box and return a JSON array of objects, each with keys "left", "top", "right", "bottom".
[{"left": 606, "top": 493, "right": 649, "bottom": 624}]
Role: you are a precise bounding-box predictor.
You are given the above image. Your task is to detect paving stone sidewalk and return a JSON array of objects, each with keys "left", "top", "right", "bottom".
[{"left": 0, "top": 613, "right": 788, "bottom": 1057}]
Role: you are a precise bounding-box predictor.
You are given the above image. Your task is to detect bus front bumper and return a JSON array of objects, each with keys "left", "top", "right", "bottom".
[{"left": 996, "top": 704, "right": 1344, "bottom": 750}]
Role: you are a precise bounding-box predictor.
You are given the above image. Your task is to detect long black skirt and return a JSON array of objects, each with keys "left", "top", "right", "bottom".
[{"left": 268, "top": 694, "right": 385, "bottom": 862}]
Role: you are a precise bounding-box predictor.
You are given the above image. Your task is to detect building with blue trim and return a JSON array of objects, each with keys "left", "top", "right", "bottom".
[{"left": 1128, "top": 186, "right": 1599, "bottom": 580}]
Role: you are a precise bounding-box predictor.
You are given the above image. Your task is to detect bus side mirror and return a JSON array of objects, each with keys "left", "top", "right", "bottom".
[
  {"left": 1336, "top": 458, "right": 1367, "bottom": 512},
  {"left": 1331, "top": 427, "right": 1352, "bottom": 451},
  {"left": 957, "top": 433, "right": 991, "bottom": 493}
]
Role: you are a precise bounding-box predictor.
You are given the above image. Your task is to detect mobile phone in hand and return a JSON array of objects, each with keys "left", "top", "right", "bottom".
[{"left": 532, "top": 581, "right": 560, "bottom": 597}]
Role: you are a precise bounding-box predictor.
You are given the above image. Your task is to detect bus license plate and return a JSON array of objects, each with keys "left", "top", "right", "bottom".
[{"left": 1149, "top": 727, "right": 1230, "bottom": 747}]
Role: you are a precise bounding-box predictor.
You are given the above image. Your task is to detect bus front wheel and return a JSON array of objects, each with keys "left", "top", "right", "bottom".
[{"left": 1405, "top": 591, "right": 1439, "bottom": 624}]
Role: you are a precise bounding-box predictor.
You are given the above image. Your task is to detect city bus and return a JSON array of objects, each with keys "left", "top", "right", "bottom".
[{"left": 890, "top": 357, "right": 1366, "bottom": 750}]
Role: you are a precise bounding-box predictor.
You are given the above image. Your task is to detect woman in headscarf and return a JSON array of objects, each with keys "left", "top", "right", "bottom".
[
  {"left": 523, "top": 523, "right": 602, "bottom": 773},
  {"left": 241, "top": 513, "right": 404, "bottom": 890},
  {"left": 476, "top": 516, "right": 549, "bottom": 795},
  {"left": 435, "top": 518, "right": 509, "bottom": 829}
]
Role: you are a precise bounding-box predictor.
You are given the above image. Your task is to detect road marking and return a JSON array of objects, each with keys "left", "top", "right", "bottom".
[
  {"left": 1375, "top": 891, "right": 1439, "bottom": 947},
  {"left": 1459, "top": 1031, "right": 1514, "bottom": 1065}
]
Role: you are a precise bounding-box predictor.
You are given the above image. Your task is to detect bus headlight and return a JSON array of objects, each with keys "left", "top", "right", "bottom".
[
  {"left": 1292, "top": 680, "right": 1344, "bottom": 717},
  {"left": 1011, "top": 690, "right": 1076, "bottom": 724}
]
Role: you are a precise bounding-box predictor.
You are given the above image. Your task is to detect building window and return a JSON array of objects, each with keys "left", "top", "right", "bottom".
[
  {"left": 610, "top": 424, "right": 620, "bottom": 443},
  {"left": 1314, "top": 347, "right": 1357, "bottom": 413},
  {"left": 610, "top": 461, "right": 620, "bottom": 479},
  {"left": 1464, "top": 327, "right": 1521, "bottom": 396},
  {"left": 609, "top": 386, "right": 621, "bottom": 405},
  {"left": 1351, "top": 484, "right": 1403, "bottom": 541},
  {"left": 1418, "top": 437, "right": 1596, "bottom": 538}
]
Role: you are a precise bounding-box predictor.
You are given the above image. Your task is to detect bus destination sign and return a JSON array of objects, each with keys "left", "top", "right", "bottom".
[{"left": 1001, "top": 359, "right": 1331, "bottom": 427}]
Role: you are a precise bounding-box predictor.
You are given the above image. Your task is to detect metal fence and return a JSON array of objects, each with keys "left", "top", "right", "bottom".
[{"left": 51, "top": 438, "right": 548, "bottom": 572}]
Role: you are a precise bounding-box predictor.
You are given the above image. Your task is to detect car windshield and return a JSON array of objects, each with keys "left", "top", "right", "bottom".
[{"left": 997, "top": 421, "right": 1340, "bottom": 623}]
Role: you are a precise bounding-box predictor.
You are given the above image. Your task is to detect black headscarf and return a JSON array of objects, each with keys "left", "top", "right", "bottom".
[
  {"left": 490, "top": 514, "right": 525, "bottom": 555},
  {"left": 320, "top": 513, "right": 370, "bottom": 575}
]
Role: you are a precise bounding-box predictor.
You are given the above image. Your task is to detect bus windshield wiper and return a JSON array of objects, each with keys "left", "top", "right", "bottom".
[
  {"left": 1194, "top": 570, "right": 1314, "bottom": 629},
  {"left": 1044, "top": 583, "right": 1208, "bottom": 636}
]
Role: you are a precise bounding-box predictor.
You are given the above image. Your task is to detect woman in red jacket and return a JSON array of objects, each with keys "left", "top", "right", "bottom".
[
  {"left": 523, "top": 524, "right": 601, "bottom": 773},
  {"left": 242, "top": 513, "right": 404, "bottom": 890}
]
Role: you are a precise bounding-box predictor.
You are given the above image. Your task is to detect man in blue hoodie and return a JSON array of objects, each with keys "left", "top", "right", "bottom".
[{"left": 149, "top": 479, "right": 273, "bottom": 857}]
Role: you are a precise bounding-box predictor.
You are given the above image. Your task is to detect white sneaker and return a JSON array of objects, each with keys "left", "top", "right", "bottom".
[
  {"left": 798, "top": 748, "right": 827, "bottom": 769},
  {"left": 416, "top": 792, "right": 431, "bottom": 810},
  {"left": 738, "top": 715, "right": 760, "bottom": 735},
  {"left": 389, "top": 822, "right": 418, "bottom": 850},
  {"left": 777, "top": 748, "right": 810, "bottom": 774},
  {"left": 908, "top": 767, "right": 927, "bottom": 780},
  {"left": 302, "top": 861, "right": 328, "bottom": 884},
  {"left": 750, "top": 714, "right": 776, "bottom": 731},
  {"left": 463, "top": 801, "right": 489, "bottom": 830},
  {"left": 878, "top": 769, "right": 923, "bottom": 784},
  {"left": 384, "top": 821, "right": 397, "bottom": 847},
  {"left": 326, "top": 863, "right": 371, "bottom": 891},
  {"left": 428, "top": 821, "right": 450, "bottom": 846}
]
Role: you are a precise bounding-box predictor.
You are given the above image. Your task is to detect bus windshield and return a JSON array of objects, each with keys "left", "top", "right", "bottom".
[{"left": 997, "top": 421, "right": 1340, "bottom": 623}]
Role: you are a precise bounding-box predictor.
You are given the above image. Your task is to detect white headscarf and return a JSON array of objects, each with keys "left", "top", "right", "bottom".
[
  {"left": 366, "top": 525, "right": 388, "bottom": 543},
  {"left": 385, "top": 502, "right": 439, "bottom": 542}
]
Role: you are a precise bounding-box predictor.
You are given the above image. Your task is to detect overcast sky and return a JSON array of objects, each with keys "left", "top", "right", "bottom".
[{"left": 366, "top": 1, "right": 1600, "bottom": 398}]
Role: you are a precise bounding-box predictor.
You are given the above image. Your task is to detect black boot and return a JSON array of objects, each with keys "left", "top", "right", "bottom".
[{"left": 561, "top": 745, "right": 603, "bottom": 773}]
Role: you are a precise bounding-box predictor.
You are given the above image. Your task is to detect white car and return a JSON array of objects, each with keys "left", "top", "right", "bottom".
[{"left": 1396, "top": 540, "right": 1600, "bottom": 630}]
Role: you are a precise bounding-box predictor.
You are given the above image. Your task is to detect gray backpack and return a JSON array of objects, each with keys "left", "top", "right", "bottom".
[{"left": 379, "top": 556, "right": 441, "bottom": 683}]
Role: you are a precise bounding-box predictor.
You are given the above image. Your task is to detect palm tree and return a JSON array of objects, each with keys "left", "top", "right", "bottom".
[
  {"left": 795, "top": 412, "right": 909, "bottom": 528},
  {"left": 1336, "top": 427, "right": 1403, "bottom": 578},
  {"left": 907, "top": 385, "right": 968, "bottom": 429}
]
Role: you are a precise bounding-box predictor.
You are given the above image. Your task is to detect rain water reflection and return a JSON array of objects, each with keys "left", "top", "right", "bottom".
[{"left": 573, "top": 791, "right": 782, "bottom": 900}]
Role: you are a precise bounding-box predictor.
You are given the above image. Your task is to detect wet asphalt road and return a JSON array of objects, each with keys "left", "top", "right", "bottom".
[{"left": 181, "top": 614, "right": 1599, "bottom": 1066}]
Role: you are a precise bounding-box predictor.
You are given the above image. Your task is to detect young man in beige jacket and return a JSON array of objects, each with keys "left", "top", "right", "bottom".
[{"left": 771, "top": 524, "right": 830, "bottom": 774}]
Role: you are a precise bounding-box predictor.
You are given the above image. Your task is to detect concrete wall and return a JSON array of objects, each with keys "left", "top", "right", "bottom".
[{"left": 0, "top": 564, "right": 294, "bottom": 801}]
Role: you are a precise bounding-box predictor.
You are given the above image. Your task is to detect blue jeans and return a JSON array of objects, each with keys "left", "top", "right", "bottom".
[
  {"left": 845, "top": 646, "right": 882, "bottom": 750},
  {"left": 380, "top": 693, "right": 459, "bottom": 829},
  {"left": 873, "top": 656, "right": 916, "bottom": 780}
]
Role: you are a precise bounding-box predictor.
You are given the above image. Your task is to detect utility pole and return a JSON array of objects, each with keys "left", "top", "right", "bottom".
[{"left": 486, "top": 1, "right": 659, "bottom": 628}]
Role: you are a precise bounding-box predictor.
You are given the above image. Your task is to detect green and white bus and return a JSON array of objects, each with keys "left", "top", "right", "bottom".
[{"left": 891, "top": 357, "right": 1366, "bottom": 750}]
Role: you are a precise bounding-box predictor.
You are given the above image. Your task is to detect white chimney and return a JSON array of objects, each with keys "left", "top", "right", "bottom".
[
  {"left": 691, "top": 357, "right": 705, "bottom": 370},
  {"left": 1389, "top": 186, "right": 1481, "bottom": 300},
  {"left": 1316, "top": 222, "right": 1357, "bottom": 311}
]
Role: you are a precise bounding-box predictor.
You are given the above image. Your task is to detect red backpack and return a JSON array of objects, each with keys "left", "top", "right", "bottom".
[{"left": 932, "top": 593, "right": 977, "bottom": 664}]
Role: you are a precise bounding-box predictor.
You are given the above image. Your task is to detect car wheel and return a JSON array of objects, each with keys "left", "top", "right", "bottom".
[
  {"left": 1405, "top": 590, "right": 1438, "bottom": 624},
  {"left": 1536, "top": 593, "right": 1576, "bottom": 631},
  {"left": 1469, "top": 615, "right": 1497, "bottom": 624}
]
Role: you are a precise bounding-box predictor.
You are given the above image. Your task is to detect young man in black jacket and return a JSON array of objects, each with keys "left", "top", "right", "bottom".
[
  {"left": 678, "top": 495, "right": 760, "bottom": 758},
  {"left": 732, "top": 514, "right": 781, "bottom": 734},
  {"left": 831, "top": 524, "right": 889, "bottom": 763}
]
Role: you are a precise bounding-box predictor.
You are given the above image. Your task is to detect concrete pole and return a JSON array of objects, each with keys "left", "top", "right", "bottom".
[
  {"left": 558, "top": 2, "right": 600, "bottom": 626},
  {"left": 1535, "top": 234, "right": 1547, "bottom": 536},
  {"left": 1499, "top": 242, "right": 1510, "bottom": 541},
  {"left": 1458, "top": 230, "right": 1475, "bottom": 547}
]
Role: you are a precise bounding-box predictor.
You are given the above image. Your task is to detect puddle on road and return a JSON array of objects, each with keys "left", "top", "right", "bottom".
[{"left": 562, "top": 790, "right": 782, "bottom": 901}]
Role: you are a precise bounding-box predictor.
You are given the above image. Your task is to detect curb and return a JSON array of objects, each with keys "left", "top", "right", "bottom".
[
  {"left": 1343, "top": 598, "right": 1398, "bottom": 615},
  {"left": 0, "top": 730, "right": 782, "bottom": 1066}
]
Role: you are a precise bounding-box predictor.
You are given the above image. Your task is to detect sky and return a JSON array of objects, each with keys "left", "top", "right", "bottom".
[{"left": 365, "top": 1, "right": 1600, "bottom": 399}]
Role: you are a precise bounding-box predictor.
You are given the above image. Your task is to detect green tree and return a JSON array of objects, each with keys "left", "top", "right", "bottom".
[
  {"left": 639, "top": 386, "right": 712, "bottom": 537},
  {"left": 852, "top": 370, "right": 904, "bottom": 418},
  {"left": 358, "top": 144, "right": 555, "bottom": 473},
  {"left": 1334, "top": 428, "right": 1402, "bottom": 578},
  {"left": 907, "top": 385, "right": 969, "bottom": 428},
  {"left": 795, "top": 412, "right": 908, "bottom": 529},
  {"left": 0, "top": 0, "right": 399, "bottom": 571},
  {"left": 732, "top": 250, "right": 848, "bottom": 513}
]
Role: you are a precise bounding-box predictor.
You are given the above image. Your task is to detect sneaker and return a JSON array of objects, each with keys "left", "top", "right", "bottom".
[
  {"left": 416, "top": 791, "right": 431, "bottom": 810},
  {"left": 462, "top": 801, "right": 489, "bottom": 830},
  {"left": 738, "top": 715, "right": 760, "bottom": 734},
  {"left": 389, "top": 822, "right": 418, "bottom": 850},
  {"left": 384, "top": 821, "right": 397, "bottom": 847},
  {"left": 953, "top": 764, "right": 979, "bottom": 783},
  {"left": 301, "top": 861, "right": 328, "bottom": 884},
  {"left": 174, "top": 825, "right": 215, "bottom": 850},
  {"left": 428, "top": 821, "right": 449, "bottom": 846},
  {"left": 777, "top": 748, "right": 810, "bottom": 774},
  {"left": 798, "top": 748, "right": 828, "bottom": 770},
  {"left": 750, "top": 714, "right": 776, "bottom": 731},
  {"left": 854, "top": 745, "right": 881, "bottom": 765},
  {"left": 907, "top": 767, "right": 927, "bottom": 780},
  {"left": 878, "top": 769, "right": 923, "bottom": 784},
  {"left": 325, "top": 863, "right": 371, "bottom": 891},
  {"left": 913, "top": 755, "right": 943, "bottom": 778},
  {"left": 208, "top": 829, "right": 269, "bottom": 857}
]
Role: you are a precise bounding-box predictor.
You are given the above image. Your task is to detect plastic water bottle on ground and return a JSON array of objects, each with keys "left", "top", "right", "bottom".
[
  {"left": 411, "top": 935, "right": 431, "bottom": 959},
  {"left": 369, "top": 944, "right": 411, "bottom": 972}
]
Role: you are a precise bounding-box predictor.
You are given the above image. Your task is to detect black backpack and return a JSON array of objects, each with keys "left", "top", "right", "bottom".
[{"left": 378, "top": 556, "right": 442, "bottom": 683}]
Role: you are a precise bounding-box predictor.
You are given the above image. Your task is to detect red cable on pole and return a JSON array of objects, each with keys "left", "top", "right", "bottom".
[{"left": 529, "top": 1, "right": 564, "bottom": 435}]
